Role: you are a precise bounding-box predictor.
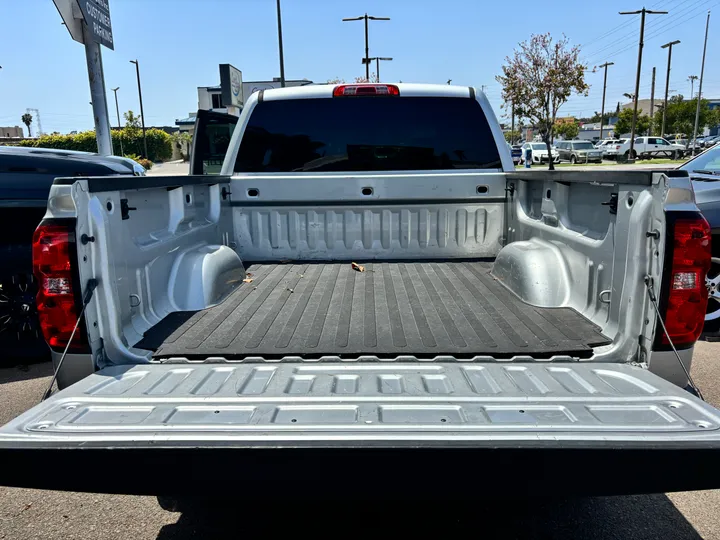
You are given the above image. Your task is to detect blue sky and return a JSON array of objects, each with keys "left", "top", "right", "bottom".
[{"left": 1, "top": 0, "right": 719, "bottom": 134}]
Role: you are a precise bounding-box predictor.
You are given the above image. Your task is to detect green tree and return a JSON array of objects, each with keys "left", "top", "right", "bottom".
[
  {"left": 653, "top": 95, "right": 720, "bottom": 142},
  {"left": 496, "top": 33, "right": 589, "bottom": 170},
  {"left": 554, "top": 120, "right": 579, "bottom": 140},
  {"left": 123, "top": 110, "right": 141, "bottom": 136},
  {"left": 615, "top": 107, "right": 650, "bottom": 137},
  {"left": 21, "top": 113, "right": 32, "bottom": 137},
  {"left": 504, "top": 130, "right": 520, "bottom": 143}
]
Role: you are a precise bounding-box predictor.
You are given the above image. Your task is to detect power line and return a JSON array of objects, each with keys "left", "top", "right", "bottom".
[
  {"left": 586, "top": 0, "right": 718, "bottom": 64},
  {"left": 584, "top": 0, "right": 706, "bottom": 63},
  {"left": 581, "top": 0, "right": 671, "bottom": 49}
]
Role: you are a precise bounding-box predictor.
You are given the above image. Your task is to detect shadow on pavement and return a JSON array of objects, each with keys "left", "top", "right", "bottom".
[
  {"left": 0, "top": 359, "right": 52, "bottom": 385},
  {"left": 156, "top": 494, "right": 702, "bottom": 540}
]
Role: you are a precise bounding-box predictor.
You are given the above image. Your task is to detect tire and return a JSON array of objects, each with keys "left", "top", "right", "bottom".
[
  {"left": 570, "top": 155, "right": 577, "bottom": 164},
  {"left": 705, "top": 257, "right": 720, "bottom": 335},
  {"left": 625, "top": 150, "right": 637, "bottom": 160}
]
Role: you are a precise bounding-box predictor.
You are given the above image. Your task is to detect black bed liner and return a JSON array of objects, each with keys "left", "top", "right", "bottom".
[{"left": 142, "top": 261, "right": 610, "bottom": 359}]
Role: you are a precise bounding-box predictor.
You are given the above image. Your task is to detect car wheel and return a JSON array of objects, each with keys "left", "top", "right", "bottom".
[
  {"left": 570, "top": 155, "right": 577, "bottom": 164},
  {"left": 706, "top": 257, "right": 720, "bottom": 335},
  {"left": 0, "top": 273, "right": 44, "bottom": 353}
]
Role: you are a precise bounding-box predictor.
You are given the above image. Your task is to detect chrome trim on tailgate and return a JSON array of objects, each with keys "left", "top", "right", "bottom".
[{"left": 2, "top": 363, "right": 720, "bottom": 448}]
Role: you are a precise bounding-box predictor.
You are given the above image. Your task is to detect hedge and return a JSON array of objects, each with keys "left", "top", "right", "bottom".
[{"left": 19, "top": 128, "right": 173, "bottom": 162}]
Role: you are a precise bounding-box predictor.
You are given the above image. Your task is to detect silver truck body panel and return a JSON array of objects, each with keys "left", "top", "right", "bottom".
[{"left": 1, "top": 362, "right": 719, "bottom": 448}]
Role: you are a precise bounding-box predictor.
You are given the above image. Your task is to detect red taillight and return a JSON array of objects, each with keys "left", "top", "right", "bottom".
[
  {"left": 660, "top": 217, "right": 712, "bottom": 347},
  {"left": 333, "top": 84, "right": 400, "bottom": 97},
  {"left": 32, "top": 223, "right": 85, "bottom": 351}
]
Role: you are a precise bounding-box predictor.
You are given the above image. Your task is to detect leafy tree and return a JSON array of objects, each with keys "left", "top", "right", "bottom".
[
  {"left": 123, "top": 110, "right": 142, "bottom": 136},
  {"left": 504, "top": 130, "right": 520, "bottom": 143},
  {"left": 21, "top": 113, "right": 32, "bottom": 137},
  {"left": 615, "top": 107, "right": 650, "bottom": 137},
  {"left": 496, "top": 33, "right": 588, "bottom": 170},
  {"left": 554, "top": 120, "right": 579, "bottom": 140},
  {"left": 653, "top": 95, "right": 720, "bottom": 143}
]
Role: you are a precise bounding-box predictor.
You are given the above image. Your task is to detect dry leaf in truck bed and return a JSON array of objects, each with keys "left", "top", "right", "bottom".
[
  {"left": 243, "top": 278, "right": 254, "bottom": 283},
  {"left": 351, "top": 262, "right": 365, "bottom": 272}
]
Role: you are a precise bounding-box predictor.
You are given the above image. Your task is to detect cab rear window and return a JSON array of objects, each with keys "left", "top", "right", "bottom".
[{"left": 234, "top": 96, "right": 502, "bottom": 172}]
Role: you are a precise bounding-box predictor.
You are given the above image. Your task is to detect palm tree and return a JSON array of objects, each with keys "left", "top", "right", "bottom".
[{"left": 21, "top": 113, "right": 32, "bottom": 137}]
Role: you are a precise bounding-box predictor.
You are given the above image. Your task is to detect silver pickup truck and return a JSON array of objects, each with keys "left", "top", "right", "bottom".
[{"left": 1, "top": 84, "right": 719, "bottom": 501}]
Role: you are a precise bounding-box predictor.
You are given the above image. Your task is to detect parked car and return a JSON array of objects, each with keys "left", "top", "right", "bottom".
[
  {"left": 704, "top": 135, "right": 720, "bottom": 148},
  {"left": 0, "top": 147, "right": 145, "bottom": 361},
  {"left": 602, "top": 138, "right": 627, "bottom": 160},
  {"left": 670, "top": 139, "right": 701, "bottom": 154},
  {"left": 595, "top": 139, "right": 618, "bottom": 152},
  {"left": 679, "top": 143, "right": 720, "bottom": 335},
  {"left": 2, "top": 84, "right": 720, "bottom": 501},
  {"left": 617, "top": 136, "right": 686, "bottom": 160},
  {"left": 520, "top": 141, "right": 559, "bottom": 164},
  {"left": 556, "top": 140, "right": 603, "bottom": 163}
]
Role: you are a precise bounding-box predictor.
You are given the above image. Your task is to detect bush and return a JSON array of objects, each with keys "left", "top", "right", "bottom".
[
  {"left": 137, "top": 158, "right": 154, "bottom": 170},
  {"left": 123, "top": 153, "right": 154, "bottom": 171},
  {"left": 19, "top": 128, "right": 172, "bottom": 162}
]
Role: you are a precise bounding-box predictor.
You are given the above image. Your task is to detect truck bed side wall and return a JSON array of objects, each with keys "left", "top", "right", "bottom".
[{"left": 71, "top": 171, "right": 667, "bottom": 368}]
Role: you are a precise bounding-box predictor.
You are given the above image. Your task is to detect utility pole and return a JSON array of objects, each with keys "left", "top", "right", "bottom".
[
  {"left": 598, "top": 62, "right": 614, "bottom": 141},
  {"left": 129, "top": 59, "right": 148, "bottom": 159},
  {"left": 620, "top": 8, "right": 667, "bottom": 160},
  {"left": 83, "top": 26, "right": 112, "bottom": 156},
  {"left": 342, "top": 14, "right": 390, "bottom": 80},
  {"left": 660, "top": 40, "right": 680, "bottom": 138},
  {"left": 368, "top": 57, "right": 392, "bottom": 82},
  {"left": 688, "top": 75, "right": 698, "bottom": 99},
  {"left": 111, "top": 87, "right": 123, "bottom": 156},
  {"left": 649, "top": 67, "right": 656, "bottom": 135},
  {"left": 692, "top": 11, "right": 711, "bottom": 156},
  {"left": 276, "top": 0, "right": 286, "bottom": 87}
]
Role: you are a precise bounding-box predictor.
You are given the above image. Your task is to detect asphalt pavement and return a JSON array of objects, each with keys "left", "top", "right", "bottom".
[{"left": 1, "top": 343, "right": 719, "bottom": 538}]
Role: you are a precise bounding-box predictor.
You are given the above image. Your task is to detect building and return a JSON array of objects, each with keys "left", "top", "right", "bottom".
[
  {"left": 177, "top": 76, "right": 314, "bottom": 137},
  {"left": 0, "top": 126, "right": 24, "bottom": 138},
  {"left": 197, "top": 77, "right": 313, "bottom": 115},
  {"left": 575, "top": 122, "right": 617, "bottom": 142}
]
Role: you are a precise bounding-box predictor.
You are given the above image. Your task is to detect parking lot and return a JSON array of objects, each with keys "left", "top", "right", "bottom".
[{"left": 0, "top": 342, "right": 717, "bottom": 539}]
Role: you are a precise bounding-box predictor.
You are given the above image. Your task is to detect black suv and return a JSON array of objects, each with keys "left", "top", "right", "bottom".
[{"left": 0, "top": 147, "right": 144, "bottom": 361}]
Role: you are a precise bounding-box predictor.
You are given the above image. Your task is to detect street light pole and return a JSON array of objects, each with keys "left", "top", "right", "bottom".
[
  {"left": 692, "top": 11, "right": 711, "bottom": 155},
  {"left": 111, "top": 87, "right": 123, "bottom": 156},
  {"left": 342, "top": 14, "right": 390, "bottom": 80},
  {"left": 660, "top": 40, "right": 680, "bottom": 138},
  {"left": 369, "top": 56, "right": 392, "bottom": 82},
  {"left": 620, "top": 8, "right": 667, "bottom": 160},
  {"left": 598, "top": 61, "right": 614, "bottom": 141},
  {"left": 129, "top": 60, "right": 148, "bottom": 159},
  {"left": 276, "top": 0, "right": 286, "bottom": 87}
]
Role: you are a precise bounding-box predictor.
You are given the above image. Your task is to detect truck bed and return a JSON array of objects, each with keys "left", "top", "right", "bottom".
[{"left": 141, "top": 261, "right": 610, "bottom": 359}]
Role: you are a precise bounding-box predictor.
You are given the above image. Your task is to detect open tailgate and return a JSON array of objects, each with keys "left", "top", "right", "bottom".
[{"left": 2, "top": 362, "right": 720, "bottom": 496}]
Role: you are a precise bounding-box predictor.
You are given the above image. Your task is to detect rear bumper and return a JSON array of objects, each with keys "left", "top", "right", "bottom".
[{"left": 2, "top": 445, "right": 720, "bottom": 496}]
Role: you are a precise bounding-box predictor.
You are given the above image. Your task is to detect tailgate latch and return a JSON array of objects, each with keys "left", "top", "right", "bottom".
[
  {"left": 601, "top": 193, "right": 618, "bottom": 214},
  {"left": 120, "top": 199, "right": 137, "bottom": 220}
]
